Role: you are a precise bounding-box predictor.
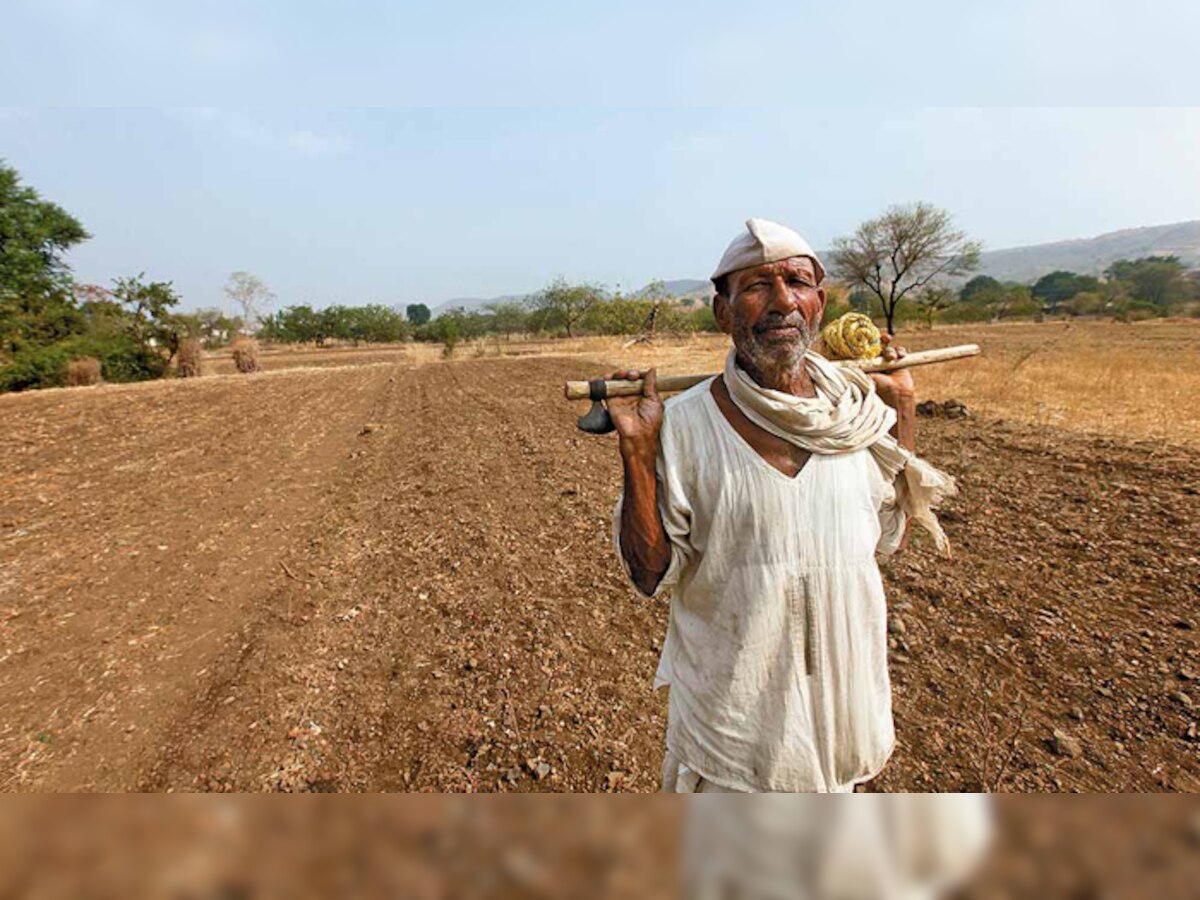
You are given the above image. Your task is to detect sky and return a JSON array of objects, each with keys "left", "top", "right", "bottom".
[{"left": 3, "top": 1, "right": 1200, "bottom": 313}]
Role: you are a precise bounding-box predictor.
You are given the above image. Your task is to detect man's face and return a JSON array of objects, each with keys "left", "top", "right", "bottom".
[{"left": 715, "top": 256, "right": 826, "bottom": 378}]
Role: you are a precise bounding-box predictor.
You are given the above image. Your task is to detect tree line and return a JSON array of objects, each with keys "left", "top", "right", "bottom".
[{"left": 4, "top": 158, "right": 1199, "bottom": 393}]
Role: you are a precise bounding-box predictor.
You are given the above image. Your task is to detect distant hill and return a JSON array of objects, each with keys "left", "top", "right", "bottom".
[
  {"left": 972, "top": 220, "right": 1200, "bottom": 283},
  {"left": 634, "top": 278, "right": 711, "bottom": 298},
  {"left": 430, "top": 293, "right": 527, "bottom": 315},
  {"left": 427, "top": 221, "right": 1200, "bottom": 315}
]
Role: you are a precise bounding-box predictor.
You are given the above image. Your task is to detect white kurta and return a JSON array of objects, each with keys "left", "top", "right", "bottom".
[{"left": 613, "top": 378, "right": 907, "bottom": 793}]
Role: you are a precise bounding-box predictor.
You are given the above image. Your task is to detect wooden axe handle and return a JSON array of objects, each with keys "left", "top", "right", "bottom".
[{"left": 563, "top": 344, "right": 980, "bottom": 400}]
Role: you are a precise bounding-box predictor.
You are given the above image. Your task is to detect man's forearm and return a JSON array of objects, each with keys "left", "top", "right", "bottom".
[
  {"left": 889, "top": 391, "right": 916, "bottom": 452},
  {"left": 619, "top": 441, "right": 672, "bottom": 596}
]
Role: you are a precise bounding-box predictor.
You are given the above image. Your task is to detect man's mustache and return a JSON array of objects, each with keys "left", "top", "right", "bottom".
[{"left": 752, "top": 313, "right": 811, "bottom": 335}]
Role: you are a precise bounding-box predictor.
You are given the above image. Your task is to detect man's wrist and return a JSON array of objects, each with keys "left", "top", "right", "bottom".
[{"left": 619, "top": 434, "right": 659, "bottom": 466}]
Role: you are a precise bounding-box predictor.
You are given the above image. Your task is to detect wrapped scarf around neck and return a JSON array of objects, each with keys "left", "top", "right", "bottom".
[{"left": 722, "top": 348, "right": 957, "bottom": 554}]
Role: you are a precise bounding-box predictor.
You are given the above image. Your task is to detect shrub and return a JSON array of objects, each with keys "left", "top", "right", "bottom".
[
  {"left": 231, "top": 337, "right": 260, "bottom": 373},
  {"left": 176, "top": 338, "right": 204, "bottom": 377},
  {"left": 66, "top": 357, "right": 101, "bottom": 386},
  {"left": 1062, "top": 291, "right": 1106, "bottom": 317},
  {"left": 0, "top": 343, "right": 72, "bottom": 392}
]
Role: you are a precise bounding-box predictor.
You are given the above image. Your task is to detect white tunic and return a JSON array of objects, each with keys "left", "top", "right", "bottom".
[{"left": 613, "top": 378, "right": 907, "bottom": 792}]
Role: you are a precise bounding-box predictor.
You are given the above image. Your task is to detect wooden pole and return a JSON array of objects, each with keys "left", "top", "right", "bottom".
[{"left": 563, "top": 344, "right": 981, "bottom": 401}]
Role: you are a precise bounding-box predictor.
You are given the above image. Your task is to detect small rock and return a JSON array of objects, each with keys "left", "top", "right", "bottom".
[
  {"left": 1051, "top": 728, "right": 1082, "bottom": 759},
  {"left": 942, "top": 399, "right": 970, "bottom": 419},
  {"left": 1069, "top": 707, "right": 1084, "bottom": 722},
  {"left": 360, "top": 423, "right": 382, "bottom": 435},
  {"left": 465, "top": 657, "right": 478, "bottom": 671},
  {"left": 1173, "top": 692, "right": 1194, "bottom": 710},
  {"left": 916, "top": 400, "right": 939, "bottom": 417},
  {"left": 888, "top": 617, "right": 907, "bottom": 636}
]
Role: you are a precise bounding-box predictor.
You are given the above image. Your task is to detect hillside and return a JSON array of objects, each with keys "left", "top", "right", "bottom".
[{"left": 974, "top": 220, "right": 1200, "bottom": 282}]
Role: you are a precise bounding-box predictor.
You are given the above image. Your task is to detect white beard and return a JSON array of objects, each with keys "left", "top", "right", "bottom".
[{"left": 733, "top": 313, "right": 817, "bottom": 390}]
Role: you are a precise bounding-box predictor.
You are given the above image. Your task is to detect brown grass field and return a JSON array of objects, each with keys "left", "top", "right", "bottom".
[{"left": 1, "top": 320, "right": 1198, "bottom": 806}]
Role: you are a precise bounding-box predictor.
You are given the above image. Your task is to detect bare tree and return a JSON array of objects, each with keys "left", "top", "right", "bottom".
[
  {"left": 829, "top": 202, "right": 980, "bottom": 335},
  {"left": 623, "top": 280, "right": 670, "bottom": 348},
  {"left": 223, "top": 271, "right": 276, "bottom": 332}
]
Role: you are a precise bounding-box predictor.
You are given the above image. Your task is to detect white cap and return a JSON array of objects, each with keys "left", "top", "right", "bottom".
[{"left": 711, "top": 218, "right": 825, "bottom": 284}]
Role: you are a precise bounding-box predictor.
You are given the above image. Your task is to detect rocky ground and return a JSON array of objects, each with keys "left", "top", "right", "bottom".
[{"left": 1, "top": 356, "right": 1198, "bottom": 793}]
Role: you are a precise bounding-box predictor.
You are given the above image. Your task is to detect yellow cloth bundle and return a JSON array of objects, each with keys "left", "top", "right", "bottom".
[{"left": 820, "top": 312, "right": 882, "bottom": 360}]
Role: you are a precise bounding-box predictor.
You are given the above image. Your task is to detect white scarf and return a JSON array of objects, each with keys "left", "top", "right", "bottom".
[{"left": 723, "top": 348, "right": 957, "bottom": 554}]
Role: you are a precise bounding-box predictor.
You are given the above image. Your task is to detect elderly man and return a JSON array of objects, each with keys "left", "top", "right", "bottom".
[{"left": 607, "top": 219, "right": 955, "bottom": 793}]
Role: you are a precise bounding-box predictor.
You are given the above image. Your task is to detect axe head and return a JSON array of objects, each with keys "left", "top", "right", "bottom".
[{"left": 577, "top": 378, "right": 617, "bottom": 434}]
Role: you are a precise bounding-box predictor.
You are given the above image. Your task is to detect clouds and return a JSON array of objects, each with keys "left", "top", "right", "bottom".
[{"left": 170, "top": 108, "right": 351, "bottom": 158}]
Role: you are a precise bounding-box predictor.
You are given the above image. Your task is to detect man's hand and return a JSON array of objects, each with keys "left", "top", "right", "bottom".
[
  {"left": 869, "top": 335, "right": 915, "bottom": 409},
  {"left": 605, "top": 368, "right": 664, "bottom": 458},
  {"left": 870, "top": 336, "right": 916, "bottom": 453}
]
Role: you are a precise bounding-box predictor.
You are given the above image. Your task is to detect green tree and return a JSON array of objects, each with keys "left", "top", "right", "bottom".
[
  {"left": 0, "top": 161, "right": 90, "bottom": 359},
  {"left": 191, "top": 307, "right": 243, "bottom": 347},
  {"left": 110, "top": 274, "right": 185, "bottom": 371},
  {"left": 847, "top": 290, "right": 873, "bottom": 314},
  {"left": 1031, "top": 271, "right": 1101, "bottom": 311},
  {"left": 529, "top": 278, "right": 604, "bottom": 338},
  {"left": 406, "top": 303, "right": 432, "bottom": 326},
  {"left": 829, "top": 202, "right": 980, "bottom": 335},
  {"left": 914, "top": 286, "right": 954, "bottom": 328},
  {"left": 1105, "top": 256, "right": 1189, "bottom": 309},
  {"left": 959, "top": 275, "right": 1001, "bottom": 304},
  {"left": 483, "top": 300, "right": 529, "bottom": 338}
]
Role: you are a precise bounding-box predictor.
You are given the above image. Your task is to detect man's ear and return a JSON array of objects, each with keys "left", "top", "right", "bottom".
[{"left": 713, "top": 293, "right": 734, "bottom": 335}]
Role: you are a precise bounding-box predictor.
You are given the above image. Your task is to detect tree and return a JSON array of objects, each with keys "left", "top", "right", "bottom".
[
  {"left": 483, "top": 300, "right": 528, "bottom": 339},
  {"left": 1031, "top": 271, "right": 1100, "bottom": 311},
  {"left": 111, "top": 274, "right": 185, "bottom": 367},
  {"left": 0, "top": 161, "right": 90, "bottom": 358},
  {"left": 847, "top": 290, "right": 873, "bottom": 314},
  {"left": 406, "top": 303, "right": 431, "bottom": 326},
  {"left": 959, "top": 275, "right": 1001, "bottom": 304},
  {"left": 1105, "top": 256, "right": 1189, "bottom": 309},
  {"left": 190, "top": 307, "right": 243, "bottom": 348},
  {"left": 992, "top": 284, "right": 1038, "bottom": 322},
  {"left": 914, "top": 286, "right": 954, "bottom": 329},
  {"left": 223, "top": 271, "right": 275, "bottom": 330},
  {"left": 530, "top": 277, "right": 604, "bottom": 338},
  {"left": 829, "top": 202, "right": 980, "bottom": 335}
]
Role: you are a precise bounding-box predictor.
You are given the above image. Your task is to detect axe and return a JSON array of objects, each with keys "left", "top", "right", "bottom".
[{"left": 564, "top": 344, "right": 980, "bottom": 434}]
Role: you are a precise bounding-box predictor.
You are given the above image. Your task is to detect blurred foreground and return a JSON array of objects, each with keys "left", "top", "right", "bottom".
[{"left": 2, "top": 797, "right": 1198, "bottom": 899}]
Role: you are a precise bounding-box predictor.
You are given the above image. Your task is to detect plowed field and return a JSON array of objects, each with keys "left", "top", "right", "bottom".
[{"left": 2, "top": 356, "right": 1198, "bottom": 791}]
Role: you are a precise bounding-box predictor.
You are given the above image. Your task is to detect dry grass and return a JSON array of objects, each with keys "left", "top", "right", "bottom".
[
  {"left": 230, "top": 338, "right": 260, "bottom": 374},
  {"left": 501, "top": 320, "right": 1200, "bottom": 447},
  {"left": 176, "top": 339, "right": 204, "bottom": 378},
  {"left": 65, "top": 357, "right": 101, "bottom": 387}
]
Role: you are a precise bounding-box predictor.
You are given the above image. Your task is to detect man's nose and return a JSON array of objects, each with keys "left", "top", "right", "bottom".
[{"left": 766, "top": 277, "right": 799, "bottom": 315}]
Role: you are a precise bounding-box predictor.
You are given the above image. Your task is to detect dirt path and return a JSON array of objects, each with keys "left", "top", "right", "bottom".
[{"left": 3, "top": 357, "right": 1198, "bottom": 791}]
